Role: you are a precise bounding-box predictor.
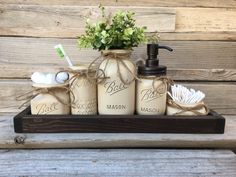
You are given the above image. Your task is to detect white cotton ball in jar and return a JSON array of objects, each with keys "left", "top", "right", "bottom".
[
  {"left": 55, "top": 72, "right": 69, "bottom": 84},
  {"left": 31, "top": 72, "right": 46, "bottom": 84},
  {"left": 45, "top": 73, "right": 57, "bottom": 84}
]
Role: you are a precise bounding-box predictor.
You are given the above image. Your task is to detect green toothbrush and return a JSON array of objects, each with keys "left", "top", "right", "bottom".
[{"left": 54, "top": 44, "right": 73, "bottom": 67}]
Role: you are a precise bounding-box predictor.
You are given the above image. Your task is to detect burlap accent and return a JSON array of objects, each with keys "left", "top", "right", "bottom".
[{"left": 167, "top": 99, "right": 209, "bottom": 115}]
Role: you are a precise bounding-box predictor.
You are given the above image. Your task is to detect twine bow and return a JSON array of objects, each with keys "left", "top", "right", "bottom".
[
  {"left": 60, "top": 69, "right": 95, "bottom": 88},
  {"left": 16, "top": 85, "right": 72, "bottom": 109},
  {"left": 167, "top": 99, "right": 209, "bottom": 115},
  {"left": 59, "top": 69, "right": 96, "bottom": 108},
  {"left": 88, "top": 50, "right": 139, "bottom": 85},
  {"left": 139, "top": 76, "right": 174, "bottom": 94},
  {"left": 152, "top": 76, "right": 174, "bottom": 94}
]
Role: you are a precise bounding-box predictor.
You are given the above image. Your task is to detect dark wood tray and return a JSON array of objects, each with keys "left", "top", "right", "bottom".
[{"left": 14, "top": 107, "right": 225, "bottom": 134}]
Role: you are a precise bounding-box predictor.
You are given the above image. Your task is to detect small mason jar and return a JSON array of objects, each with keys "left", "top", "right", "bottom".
[
  {"left": 69, "top": 65, "right": 97, "bottom": 115},
  {"left": 30, "top": 83, "right": 70, "bottom": 115},
  {"left": 136, "top": 76, "right": 167, "bottom": 115}
]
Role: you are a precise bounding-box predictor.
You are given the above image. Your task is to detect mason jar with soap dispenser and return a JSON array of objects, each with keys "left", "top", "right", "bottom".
[{"left": 136, "top": 44, "right": 173, "bottom": 115}]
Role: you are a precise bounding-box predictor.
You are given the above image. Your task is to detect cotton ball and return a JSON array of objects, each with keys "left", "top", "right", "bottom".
[
  {"left": 56, "top": 72, "right": 69, "bottom": 83},
  {"left": 31, "top": 72, "right": 41, "bottom": 83},
  {"left": 45, "top": 73, "right": 57, "bottom": 84},
  {"left": 31, "top": 72, "right": 46, "bottom": 84}
]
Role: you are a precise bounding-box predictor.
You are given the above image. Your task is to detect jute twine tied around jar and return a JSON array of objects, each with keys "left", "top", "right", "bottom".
[
  {"left": 16, "top": 85, "right": 73, "bottom": 109},
  {"left": 60, "top": 69, "right": 96, "bottom": 88},
  {"left": 139, "top": 75, "right": 174, "bottom": 94},
  {"left": 167, "top": 99, "right": 209, "bottom": 115},
  {"left": 88, "top": 50, "right": 139, "bottom": 85},
  {"left": 59, "top": 68, "right": 96, "bottom": 109},
  {"left": 152, "top": 76, "right": 174, "bottom": 94}
]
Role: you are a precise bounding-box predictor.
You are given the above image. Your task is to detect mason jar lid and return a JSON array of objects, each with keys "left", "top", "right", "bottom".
[
  {"left": 32, "top": 82, "right": 68, "bottom": 88},
  {"left": 138, "top": 65, "right": 167, "bottom": 76},
  {"left": 69, "top": 65, "right": 89, "bottom": 71},
  {"left": 102, "top": 49, "right": 132, "bottom": 55}
]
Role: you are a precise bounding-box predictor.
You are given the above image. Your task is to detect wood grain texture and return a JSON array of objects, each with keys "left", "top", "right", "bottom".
[
  {"left": 169, "top": 69, "right": 236, "bottom": 81},
  {"left": 0, "top": 149, "right": 235, "bottom": 177},
  {"left": 3, "top": 64, "right": 236, "bottom": 81},
  {"left": 0, "top": 5, "right": 176, "bottom": 37},
  {"left": 14, "top": 107, "right": 225, "bottom": 134},
  {"left": 0, "top": 80, "right": 235, "bottom": 114},
  {"left": 1, "top": 37, "right": 236, "bottom": 80},
  {"left": 0, "top": 115, "right": 235, "bottom": 148},
  {"left": 0, "top": 5, "right": 236, "bottom": 38},
  {"left": 1, "top": 0, "right": 236, "bottom": 8},
  {"left": 160, "top": 32, "right": 236, "bottom": 41},
  {"left": 175, "top": 8, "right": 236, "bottom": 32},
  {"left": 0, "top": 4, "right": 236, "bottom": 40}
]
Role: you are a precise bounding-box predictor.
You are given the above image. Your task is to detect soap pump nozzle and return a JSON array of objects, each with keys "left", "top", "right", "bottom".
[
  {"left": 146, "top": 44, "right": 173, "bottom": 67},
  {"left": 158, "top": 45, "right": 173, "bottom": 52}
]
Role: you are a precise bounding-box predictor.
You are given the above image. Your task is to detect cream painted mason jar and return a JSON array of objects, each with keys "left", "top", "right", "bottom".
[
  {"left": 136, "top": 43, "right": 173, "bottom": 115},
  {"left": 98, "top": 50, "right": 136, "bottom": 115},
  {"left": 69, "top": 65, "right": 97, "bottom": 115},
  {"left": 31, "top": 83, "right": 70, "bottom": 115},
  {"left": 136, "top": 77, "right": 167, "bottom": 115}
]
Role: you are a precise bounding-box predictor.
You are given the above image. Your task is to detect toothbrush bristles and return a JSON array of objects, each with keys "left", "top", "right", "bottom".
[{"left": 169, "top": 84, "right": 205, "bottom": 104}]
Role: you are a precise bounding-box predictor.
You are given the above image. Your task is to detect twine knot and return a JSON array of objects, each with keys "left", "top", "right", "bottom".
[
  {"left": 88, "top": 50, "right": 138, "bottom": 85},
  {"left": 16, "top": 85, "right": 71, "bottom": 109},
  {"left": 167, "top": 99, "right": 209, "bottom": 115}
]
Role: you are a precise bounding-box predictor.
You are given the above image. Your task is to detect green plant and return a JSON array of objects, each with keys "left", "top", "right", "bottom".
[
  {"left": 146, "top": 31, "right": 160, "bottom": 44},
  {"left": 77, "top": 6, "right": 147, "bottom": 50}
]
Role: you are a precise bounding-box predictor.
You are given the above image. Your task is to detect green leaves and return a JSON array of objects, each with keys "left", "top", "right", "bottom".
[{"left": 77, "top": 7, "right": 147, "bottom": 50}]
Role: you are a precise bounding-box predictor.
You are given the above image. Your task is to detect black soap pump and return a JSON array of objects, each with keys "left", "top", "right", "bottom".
[
  {"left": 136, "top": 44, "right": 173, "bottom": 115},
  {"left": 138, "top": 44, "right": 173, "bottom": 76}
]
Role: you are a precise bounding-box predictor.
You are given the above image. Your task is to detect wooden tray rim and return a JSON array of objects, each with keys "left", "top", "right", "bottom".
[
  {"left": 13, "top": 107, "right": 226, "bottom": 134},
  {"left": 15, "top": 107, "right": 224, "bottom": 120}
]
